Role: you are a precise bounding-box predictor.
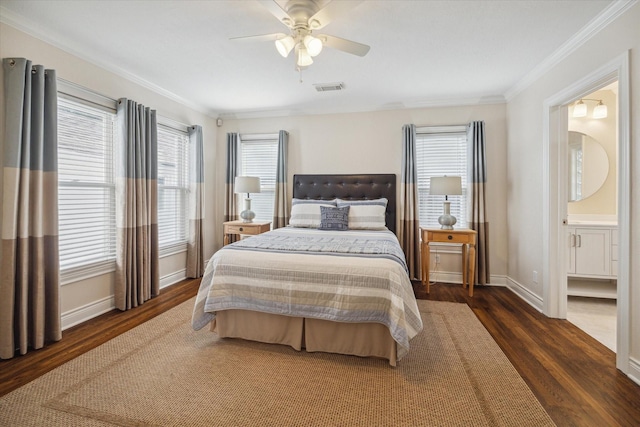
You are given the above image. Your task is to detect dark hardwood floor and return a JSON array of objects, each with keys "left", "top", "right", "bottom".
[{"left": 1, "top": 279, "right": 639, "bottom": 426}]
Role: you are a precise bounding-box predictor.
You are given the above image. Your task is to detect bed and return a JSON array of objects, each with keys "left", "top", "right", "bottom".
[{"left": 192, "top": 174, "right": 423, "bottom": 365}]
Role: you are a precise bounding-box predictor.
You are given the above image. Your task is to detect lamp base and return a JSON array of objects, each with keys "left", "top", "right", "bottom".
[
  {"left": 240, "top": 197, "right": 255, "bottom": 223},
  {"left": 438, "top": 201, "right": 457, "bottom": 230}
]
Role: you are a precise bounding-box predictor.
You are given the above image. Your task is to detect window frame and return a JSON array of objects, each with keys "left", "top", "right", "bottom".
[
  {"left": 57, "top": 82, "right": 118, "bottom": 285},
  {"left": 237, "top": 133, "right": 279, "bottom": 224},
  {"left": 157, "top": 121, "right": 190, "bottom": 256},
  {"left": 415, "top": 125, "right": 469, "bottom": 231}
]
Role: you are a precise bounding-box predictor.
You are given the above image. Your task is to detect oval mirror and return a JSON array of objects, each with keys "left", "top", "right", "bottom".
[{"left": 568, "top": 131, "right": 609, "bottom": 202}]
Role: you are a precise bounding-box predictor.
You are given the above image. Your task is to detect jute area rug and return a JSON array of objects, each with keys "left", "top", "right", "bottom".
[{"left": 0, "top": 298, "right": 555, "bottom": 426}]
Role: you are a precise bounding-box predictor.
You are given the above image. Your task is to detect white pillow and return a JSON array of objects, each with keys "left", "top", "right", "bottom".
[
  {"left": 289, "top": 198, "right": 337, "bottom": 228},
  {"left": 336, "top": 198, "right": 388, "bottom": 230}
]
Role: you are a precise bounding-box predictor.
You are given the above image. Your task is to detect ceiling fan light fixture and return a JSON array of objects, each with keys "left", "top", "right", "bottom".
[
  {"left": 275, "top": 35, "right": 295, "bottom": 57},
  {"left": 592, "top": 100, "right": 608, "bottom": 119},
  {"left": 296, "top": 46, "right": 314, "bottom": 67},
  {"left": 572, "top": 100, "right": 587, "bottom": 118},
  {"left": 303, "top": 35, "right": 323, "bottom": 57}
]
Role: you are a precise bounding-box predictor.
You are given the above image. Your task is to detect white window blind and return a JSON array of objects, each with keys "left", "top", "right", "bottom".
[
  {"left": 415, "top": 126, "right": 468, "bottom": 229},
  {"left": 57, "top": 96, "right": 116, "bottom": 270},
  {"left": 239, "top": 134, "right": 278, "bottom": 223},
  {"left": 157, "top": 125, "right": 189, "bottom": 249}
]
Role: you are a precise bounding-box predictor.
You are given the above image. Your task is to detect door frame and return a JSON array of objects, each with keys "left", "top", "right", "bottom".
[{"left": 541, "top": 51, "right": 630, "bottom": 373}]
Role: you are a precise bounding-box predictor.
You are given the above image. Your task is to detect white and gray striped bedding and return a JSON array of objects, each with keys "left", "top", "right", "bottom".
[{"left": 191, "top": 227, "right": 423, "bottom": 361}]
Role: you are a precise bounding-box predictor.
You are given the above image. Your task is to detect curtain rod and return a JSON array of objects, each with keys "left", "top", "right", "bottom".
[{"left": 57, "top": 78, "right": 191, "bottom": 131}]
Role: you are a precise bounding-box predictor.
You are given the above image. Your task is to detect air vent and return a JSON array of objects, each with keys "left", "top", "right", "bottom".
[{"left": 314, "top": 82, "right": 345, "bottom": 92}]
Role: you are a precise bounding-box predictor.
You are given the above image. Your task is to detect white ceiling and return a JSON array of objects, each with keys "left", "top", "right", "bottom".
[{"left": 0, "top": 0, "right": 615, "bottom": 118}]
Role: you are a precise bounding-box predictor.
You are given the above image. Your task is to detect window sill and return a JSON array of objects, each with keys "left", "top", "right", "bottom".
[{"left": 160, "top": 242, "right": 188, "bottom": 258}]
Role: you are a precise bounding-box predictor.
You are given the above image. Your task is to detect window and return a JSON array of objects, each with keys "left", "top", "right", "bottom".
[
  {"left": 57, "top": 95, "right": 116, "bottom": 273},
  {"left": 157, "top": 124, "right": 190, "bottom": 250},
  {"left": 415, "top": 126, "right": 468, "bottom": 229},
  {"left": 238, "top": 134, "right": 278, "bottom": 223}
]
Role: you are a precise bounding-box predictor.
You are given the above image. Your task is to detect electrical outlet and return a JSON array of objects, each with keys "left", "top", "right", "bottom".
[
  {"left": 532, "top": 270, "right": 538, "bottom": 283},
  {"left": 435, "top": 254, "right": 441, "bottom": 263}
]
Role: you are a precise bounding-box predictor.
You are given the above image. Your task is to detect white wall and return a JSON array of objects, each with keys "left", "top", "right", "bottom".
[
  {"left": 214, "top": 103, "right": 509, "bottom": 281},
  {"left": 506, "top": 4, "right": 639, "bottom": 370},
  {"left": 0, "top": 23, "right": 218, "bottom": 326}
]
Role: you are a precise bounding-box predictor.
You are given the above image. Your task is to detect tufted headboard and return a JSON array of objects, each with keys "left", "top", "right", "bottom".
[{"left": 292, "top": 174, "right": 397, "bottom": 235}]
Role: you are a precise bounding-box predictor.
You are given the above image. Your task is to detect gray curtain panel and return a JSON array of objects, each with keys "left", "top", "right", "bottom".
[
  {"left": 273, "top": 130, "right": 289, "bottom": 228},
  {"left": 224, "top": 133, "right": 240, "bottom": 243},
  {"left": 115, "top": 99, "right": 159, "bottom": 311},
  {"left": 1, "top": 58, "right": 61, "bottom": 359},
  {"left": 468, "top": 121, "right": 490, "bottom": 285},
  {"left": 186, "top": 125, "right": 204, "bottom": 278},
  {"left": 399, "top": 124, "right": 421, "bottom": 280}
]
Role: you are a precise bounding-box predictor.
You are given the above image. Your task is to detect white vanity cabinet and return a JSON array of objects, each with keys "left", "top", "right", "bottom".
[{"left": 566, "top": 223, "right": 617, "bottom": 298}]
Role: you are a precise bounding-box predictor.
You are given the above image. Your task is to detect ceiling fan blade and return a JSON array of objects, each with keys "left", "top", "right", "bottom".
[
  {"left": 319, "top": 34, "right": 370, "bottom": 57},
  {"left": 258, "top": 0, "right": 294, "bottom": 28},
  {"left": 308, "top": 0, "right": 363, "bottom": 30},
  {"left": 230, "top": 33, "right": 287, "bottom": 43}
]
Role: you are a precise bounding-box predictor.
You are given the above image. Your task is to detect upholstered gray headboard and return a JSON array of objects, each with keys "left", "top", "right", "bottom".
[{"left": 292, "top": 174, "right": 397, "bottom": 235}]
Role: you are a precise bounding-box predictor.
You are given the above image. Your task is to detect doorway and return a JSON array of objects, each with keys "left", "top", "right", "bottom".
[
  {"left": 541, "top": 51, "right": 630, "bottom": 373},
  {"left": 565, "top": 83, "right": 618, "bottom": 352}
]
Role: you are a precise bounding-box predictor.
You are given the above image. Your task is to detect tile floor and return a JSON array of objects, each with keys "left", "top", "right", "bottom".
[{"left": 567, "top": 296, "right": 617, "bottom": 352}]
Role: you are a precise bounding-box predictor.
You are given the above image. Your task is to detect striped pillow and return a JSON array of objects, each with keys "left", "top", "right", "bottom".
[
  {"left": 289, "top": 198, "right": 337, "bottom": 228},
  {"left": 336, "top": 198, "right": 388, "bottom": 230}
]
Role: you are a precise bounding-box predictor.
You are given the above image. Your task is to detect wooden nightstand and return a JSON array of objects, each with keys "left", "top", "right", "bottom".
[
  {"left": 421, "top": 228, "right": 477, "bottom": 297},
  {"left": 223, "top": 220, "right": 271, "bottom": 246}
]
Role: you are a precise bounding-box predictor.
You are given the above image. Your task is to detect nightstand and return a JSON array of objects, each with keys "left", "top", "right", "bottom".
[
  {"left": 421, "top": 228, "right": 477, "bottom": 297},
  {"left": 223, "top": 220, "right": 271, "bottom": 246}
]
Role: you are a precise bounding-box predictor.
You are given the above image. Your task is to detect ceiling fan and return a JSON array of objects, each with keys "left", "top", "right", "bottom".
[{"left": 231, "top": 0, "right": 370, "bottom": 71}]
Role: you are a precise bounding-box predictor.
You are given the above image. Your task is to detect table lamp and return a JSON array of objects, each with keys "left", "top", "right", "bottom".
[
  {"left": 430, "top": 176, "right": 462, "bottom": 230},
  {"left": 235, "top": 176, "right": 261, "bottom": 223}
]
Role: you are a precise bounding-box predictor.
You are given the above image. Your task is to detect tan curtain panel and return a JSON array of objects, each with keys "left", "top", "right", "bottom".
[
  {"left": 186, "top": 125, "right": 204, "bottom": 278},
  {"left": 468, "top": 121, "right": 490, "bottom": 285},
  {"left": 224, "top": 133, "right": 240, "bottom": 243},
  {"left": 1, "top": 58, "right": 61, "bottom": 359},
  {"left": 114, "top": 99, "right": 159, "bottom": 311},
  {"left": 273, "top": 130, "right": 289, "bottom": 229},
  {"left": 399, "top": 124, "right": 421, "bottom": 280}
]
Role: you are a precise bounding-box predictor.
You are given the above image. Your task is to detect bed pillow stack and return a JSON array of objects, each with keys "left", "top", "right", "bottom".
[
  {"left": 289, "top": 199, "right": 337, "bottom": 228},
  {"left": 289, "top": 198, "right": 388, "bottom": 230},
  {"left": 336, "top": 198, "right": 388, "bottom": 230}
]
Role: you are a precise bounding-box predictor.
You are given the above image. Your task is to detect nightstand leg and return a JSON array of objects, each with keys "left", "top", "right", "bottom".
[
  {"left": 468, "top": 244, "right": 476, "bottom": 297},
  {"left": 224, "top": 234, "right": 229, "bottom": 246},
  {"left": 461, "top": 244, "right": 468, "bottom": 289},
  {"left": 423, "top": 242, "right": 431, "bottom": 293}
]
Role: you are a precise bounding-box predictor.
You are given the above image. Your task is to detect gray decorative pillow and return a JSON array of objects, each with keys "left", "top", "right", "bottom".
[{"left": 319, "top": 206, "right": 350, "bottom": 231}]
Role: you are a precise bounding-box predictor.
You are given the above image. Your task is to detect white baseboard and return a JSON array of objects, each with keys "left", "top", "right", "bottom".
[
  {"left": 628, "top": 357, "right": 640, "bottom": 387},
  {"left": 505, "top": 277, "right": 544, "bottom": 313},
  {"left": 61, "top": 296, "right": 115, "bottom": 331},
  {"left": 62, "top": 269, "right": 187, "bottom": 330},
  {"left": 160, "top": 268, "right": 186, "bottom": 289}
]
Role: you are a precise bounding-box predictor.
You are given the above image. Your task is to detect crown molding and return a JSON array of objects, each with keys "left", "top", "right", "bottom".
[
  {"left": 504, "top": 0, "right": 637, "bottom": 101},
  {"left": 0, "top": 6, "right": 219, "bottom": 118}
]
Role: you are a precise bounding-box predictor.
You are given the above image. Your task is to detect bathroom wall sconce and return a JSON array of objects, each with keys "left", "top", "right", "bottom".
[{"left": 572, "top": 98, "right": 607, "bottom": 119}]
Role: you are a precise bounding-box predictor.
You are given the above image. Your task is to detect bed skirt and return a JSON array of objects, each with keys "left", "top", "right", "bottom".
[{"left": 211, "top": 309, "right": 398, "bottom": 366}]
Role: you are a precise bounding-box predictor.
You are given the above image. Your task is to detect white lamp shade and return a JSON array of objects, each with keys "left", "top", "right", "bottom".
[
  {"left": 303, "top": 35, "right": 323, "bottom": 56},
  {"left": 275, "top": 36, "right": 295, "bottom": 58},
  {"left": 296, "top": 46, "right": 313, "bottom": 67},
  {"left": 573, "top": 101, "right": 587, "bottom": 118},
  {"left": 430, "top": 176, "right": 462, "bottom": 196},
  {"left": 592, "top": 102, "right": 607, "bottom": 119},
  {"left": 235, "top": 176, "right": 261, "bottom": 194}
]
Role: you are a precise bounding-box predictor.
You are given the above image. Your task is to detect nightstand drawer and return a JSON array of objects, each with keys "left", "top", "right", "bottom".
[
  {"left": 223, "top": 220, "right": 272, "bottom": 245},
  {"left": 226, "top": 224, "right": 260, "bottom": 235},
  {"left": 424, "top": 230, "right": 476, "bottom": 245}
]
